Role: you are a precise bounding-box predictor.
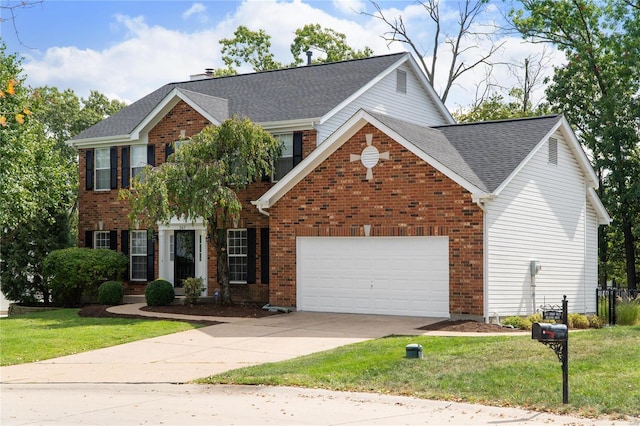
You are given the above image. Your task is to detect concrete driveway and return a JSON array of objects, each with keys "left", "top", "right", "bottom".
[
  {"left": 1, "top": 310, "right": 636, "bottom": 425},
  {"left": 0, "top": 310, "right": 439, "bottom": 384}
]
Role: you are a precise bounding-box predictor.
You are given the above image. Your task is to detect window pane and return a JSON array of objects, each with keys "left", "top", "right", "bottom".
[
  {"left": 227, "top": 229, "right": 247, "bottom": 282},
  {"left": 131, "top": 257, "right": 147, "bottom": 280},
  {"left": 95, "top": 148, "right": 110, "bottom": 168},
  {"left": 95, "top": 231, "right": 110, "bottom": 249},
  {"left": 275, "top": 133, "right": 294, "bottom": 157},
  {"left": 131, "top": 231, "right": 147, "bottom": 255},
  {"left": 131, "top": 146, "right": 147, "bottom": 168},
  {"left": 95, "top": 169, "right": 110, "bottom": 190},
  {"left": 229, "top": 256, "right": 247, "bottom": 282}
]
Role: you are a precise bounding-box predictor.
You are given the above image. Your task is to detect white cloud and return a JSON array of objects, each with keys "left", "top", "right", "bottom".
[
  {"left": 182, "top": 3, "right": 207, "bottom": 22},
  {"left": 332, "top": 0, "right": 367, "bottom": 15},
  {"left": 18, "top": 0, "right": 564, "bottom": 112}
]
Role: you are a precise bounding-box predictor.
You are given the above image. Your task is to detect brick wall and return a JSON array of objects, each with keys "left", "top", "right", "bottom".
[
  {"left": 77, "top": 100, "right": 317, "bottom": 303},
  {"left": 268, "top": 124, "right": 484, "bottom": 317}
]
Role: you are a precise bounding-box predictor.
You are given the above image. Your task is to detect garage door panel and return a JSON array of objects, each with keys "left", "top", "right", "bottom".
[{"left": 297, "top": 237, "right": 449, "bottom": 317}]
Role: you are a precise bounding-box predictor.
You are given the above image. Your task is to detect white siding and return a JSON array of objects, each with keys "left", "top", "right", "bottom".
[
  {"left": 317, "top": 64, "right": 449, "bottom": 143},
  {"left": 485, "top": 130, "right": 593, "bottom": 316}
]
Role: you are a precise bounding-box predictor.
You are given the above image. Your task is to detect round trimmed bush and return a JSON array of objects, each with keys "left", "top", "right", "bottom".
[
  {"left": 97, "top": 281, "right": 124, "bottom": 305},
  {"left": 145, "top": 279, "right": 175, "bottom": 306}
]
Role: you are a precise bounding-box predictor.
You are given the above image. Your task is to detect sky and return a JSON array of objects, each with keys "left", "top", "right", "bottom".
[{"left": 1, "top": 0, "right": 565, "bottom": 111}]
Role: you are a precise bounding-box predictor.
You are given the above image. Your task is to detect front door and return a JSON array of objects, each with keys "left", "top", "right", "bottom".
[{"left": 174, "top": 230, "right": 195, "bottom": 288}]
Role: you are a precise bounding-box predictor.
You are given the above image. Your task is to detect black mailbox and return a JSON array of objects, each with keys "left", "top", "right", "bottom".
[{"left": 532, "top": 323, "right": 568, "bottom": 341}]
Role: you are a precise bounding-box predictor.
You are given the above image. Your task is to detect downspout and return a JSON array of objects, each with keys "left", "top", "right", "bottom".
[{"left": 472, "top": 194, "right": 489, "bottom": 323}]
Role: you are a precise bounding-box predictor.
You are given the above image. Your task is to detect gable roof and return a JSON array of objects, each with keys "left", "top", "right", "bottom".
[
  {"left": 71, "top": 52, "right": 452, "bottom": 144},
  {"left": 255, "top": 110, "right": 602, "bottom": 214}
]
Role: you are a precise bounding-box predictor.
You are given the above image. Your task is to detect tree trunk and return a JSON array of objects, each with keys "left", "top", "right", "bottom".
[{"left": 622, "top": 219, "right": 637, "bottom": 290}]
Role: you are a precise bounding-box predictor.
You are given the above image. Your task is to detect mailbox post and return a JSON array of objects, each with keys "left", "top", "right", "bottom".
[{"left": 532, "top": 295, "right": 569, "bottom": 404}]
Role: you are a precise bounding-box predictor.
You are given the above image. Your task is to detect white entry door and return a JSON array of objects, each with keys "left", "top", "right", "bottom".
[{"left": 296, "top": 236, "right": 449, "bottom": 317}]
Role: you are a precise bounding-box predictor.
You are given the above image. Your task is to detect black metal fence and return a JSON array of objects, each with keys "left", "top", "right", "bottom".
[{"left": 596, "top": 287, "right": 640, "bottom": 325}]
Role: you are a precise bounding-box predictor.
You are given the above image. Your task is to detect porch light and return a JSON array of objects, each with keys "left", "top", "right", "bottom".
[{"left": 98, "top": 221, "right": 104, "bottom": 231}]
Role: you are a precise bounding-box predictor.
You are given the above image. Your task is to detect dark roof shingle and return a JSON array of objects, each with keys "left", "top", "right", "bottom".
[
  {"left": 73, "top": 53, "right": 408, "bottom": 141},
  {"left": 369, "top": 112, "right": 563, "bottom": 192}
]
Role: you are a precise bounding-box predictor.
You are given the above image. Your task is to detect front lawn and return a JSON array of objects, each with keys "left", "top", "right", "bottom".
[
  {"left": 202, "top": 326, "right": 640, "bottom": 418},
  {"left": 0, "top": 309, "right": 203, "bottom": 366}
]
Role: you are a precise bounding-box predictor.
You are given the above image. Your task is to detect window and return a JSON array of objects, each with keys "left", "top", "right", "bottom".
[
  {"left": 396, "top": 70, "right": 407, "bottom": 93},
  {"left": 94, "top": 231, "right": 110, "bottom": 249},
  {"left": 130, "top": 145, "right": 147, "bottom": 180},
  {"left": 130, "top": 230, "right": 148, "bottom": 281},
  {"left": 549, "top": 138, "right": 558, "bottom": 165},
  {"left": 95, "top": 147, "right": 111, "bottom": 190},
  {"left": 227, "top": 229, "right": 247, "bottom": 283},
  {"left": 273, "top": 133, "right": 294, "bottom": 181}
]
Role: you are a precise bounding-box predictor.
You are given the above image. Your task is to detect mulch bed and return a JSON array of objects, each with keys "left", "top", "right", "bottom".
[
  {"left": 419, "top": 319, "right": 523, "bottom": 333},
  {"left": 78, "top": 302, "right": 279, "bottom": 326}
]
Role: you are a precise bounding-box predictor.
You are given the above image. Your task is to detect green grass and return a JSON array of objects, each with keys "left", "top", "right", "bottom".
[
  {"left": 201, "top": 326, "right": 640, "bottom": 418},
  {"left": 0, "top": 309, "right": 202, "bottom": 366}
]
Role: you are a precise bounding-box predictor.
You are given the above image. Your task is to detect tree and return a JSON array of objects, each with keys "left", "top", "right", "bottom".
[
  {"left": 512, "top": 0, "right": 640, "bottom": 289},
  {"left": 290, "top": 24, "right": 373, "bottom": 66},
  {"left": 363, "top": 0, "right": 504, "bottom": 104},
  {"left": 453, "top": 91, "right": 550, "bottom": 122},
  {"left": 1, "top": 43, "right": 126, "bottom": 304},
  {"left": 120, "top": 116, "right": 282, "bottom": 304},
  {"left": 219, "top": 24, "right": 372, "bottom": 74},
  {"left": 220, "top": 26, "right": 284, "bottom": 73}
]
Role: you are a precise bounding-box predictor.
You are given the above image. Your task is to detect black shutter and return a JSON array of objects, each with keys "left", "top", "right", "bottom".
[
  {"left": 110, "top": 146, "right": 118, "bottom": 189},
  {"left": 293, "top": 131, "right": 303, "bottom": 167},
  {"left": 165, "top": 142, "right": 174, "bottom": 163},
  {"left": 109, "top": 230, "right": 118, "bottom": 250},
  {"left": 121, "top": 230, "right": 129, "bottom": 280},
  {"left": 121, "top": 146, "right": 130, "bottom": 189},
  {"left": 247, "top": 228, "right": 256, "bottom": 284},
  {"left": 147, "top": 145, "right": 155, "bottom": 167},
  {"left": 86, "top": 149, "right": 94, "bottom": 190},
  {"left": 85, "top": 230, "right": 93, "bottom": 248},
  {"left": 260, "top": 228, "right": 269, "bottom": 284},
  {"left": 147, "top": 236, "right": 155, "bottom": 281}
]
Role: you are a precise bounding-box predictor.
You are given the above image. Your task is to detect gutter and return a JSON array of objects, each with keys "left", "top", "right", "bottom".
[{"left": 252, "top": 201, "right": 270, "bottom": 217}]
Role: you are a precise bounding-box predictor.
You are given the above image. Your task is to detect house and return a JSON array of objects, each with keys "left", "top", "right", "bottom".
[{"left": 69, "top": 52, "right": 610, "bottom": 321}]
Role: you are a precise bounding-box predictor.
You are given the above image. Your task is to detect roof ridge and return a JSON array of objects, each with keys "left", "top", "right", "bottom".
[
  {"left": 434, "top": 114, "right": 562, "bottom": 129},
  {"left": 165, "top": 52, "right": 409, "bottom": 87}
]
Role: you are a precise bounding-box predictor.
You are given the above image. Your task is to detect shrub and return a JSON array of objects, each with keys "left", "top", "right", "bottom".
[
  {"left": 502, "top": 316, "right": 532, "bottom": 330},
  {"left": 616, "top": 299, "right": 640, "bottom": 325},
  {"left": 42, "top": 248, "right": 128, "bottom": 307},
  {"left": 97, "top": 281, "right": 124, "bottom": 305},
  {"left": 588, "top": 315, "right": 604, "bottom": 329},
  {"left": 568, "top": 313, "right": 589, "bottom": 329},
  {"left": 145, "top": 279, "right": 175, "bottom": 306},
  {"left": 526, "top": 312, "right": 543, "bottom": 324},
  {"left": 183, "top": 277, "right": 205, "bottom": 305}
]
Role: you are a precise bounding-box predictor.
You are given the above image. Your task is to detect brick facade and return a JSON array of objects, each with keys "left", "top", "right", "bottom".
[
  {"left": 267, "top": 124, "right": 485, "bottom": 317},
  {"left": 77, "top": 101, "right": 317, "bottom": 302},
  {"left": 78, "top": 103, "right": 484, "bottom": 315}
]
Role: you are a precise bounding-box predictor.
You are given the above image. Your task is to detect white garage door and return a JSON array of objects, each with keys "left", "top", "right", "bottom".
[{"left": 297, "top": 236, "right": 449, "bottom": 317}]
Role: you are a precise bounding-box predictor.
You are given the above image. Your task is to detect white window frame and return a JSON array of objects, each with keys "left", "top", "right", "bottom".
[
  {"left": 273, "top": 133, "right": 294, "bottom": 182},
  {"left": 130, "top": 230, "right": 148, "bottom": 281},
  {"left": 130, "top": 145, "right": 147, "bottom": 181},
  {"left": 227, "top": 228, "right": 248, "bottom": 284},
  {"left": 94, "top": 231, "right": 110, "bottom": 249},
  {"left": 94, "top": 147, "right": 111, "bottom": 191}
]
